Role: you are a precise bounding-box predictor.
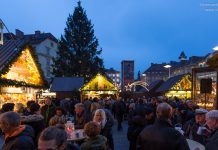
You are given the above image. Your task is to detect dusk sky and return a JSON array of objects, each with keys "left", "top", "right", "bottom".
[{"left": 1, "top": 0, "right": 218, "bottom": 75}]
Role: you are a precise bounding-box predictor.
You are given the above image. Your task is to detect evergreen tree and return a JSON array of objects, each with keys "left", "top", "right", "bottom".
[{"left": 52, "top": 1, "right": 104, "bottom": 81}]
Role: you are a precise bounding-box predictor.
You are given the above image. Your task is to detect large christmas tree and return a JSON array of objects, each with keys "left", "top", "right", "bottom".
[{"left": 52, "top": 1, "right": 105, "bottom": 81}]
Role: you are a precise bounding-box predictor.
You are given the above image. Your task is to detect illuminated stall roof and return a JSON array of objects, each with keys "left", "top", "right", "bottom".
[
  {"left": 80, "top": 73, "right": 118, "bottom": 91},
  {"left": 0, "top": 39, "right": 47, "bottom": 88},
  {"left": 156, "top": 74, "right": 191, "bottom": 93}
]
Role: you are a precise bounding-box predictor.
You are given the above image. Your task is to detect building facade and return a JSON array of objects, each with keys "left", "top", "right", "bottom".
[
  {"left": 121, "top": 60, "right": 134, "bottom": 90},
  {"left": 143, "top": 52, "right": 208, "bottom": 84},
  {"left": 143, "top": 63, "right": 169, "bottom": 84},
  {"left": 4, "top": 29, "right": 58, "bottom": 81},
  {"left": 105, "top": 68, "right": 120, "bottom": 88}
]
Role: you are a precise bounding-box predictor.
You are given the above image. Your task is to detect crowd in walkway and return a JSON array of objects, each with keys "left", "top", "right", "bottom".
[{"left": 0, "top": 96, "right": 217, "bottom": 150}]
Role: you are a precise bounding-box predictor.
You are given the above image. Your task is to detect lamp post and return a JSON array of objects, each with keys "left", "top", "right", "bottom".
[{"left": 164, "top": 65, "right": 172, "bottom": 78}]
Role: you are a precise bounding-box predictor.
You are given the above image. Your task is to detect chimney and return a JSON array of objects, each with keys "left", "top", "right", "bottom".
[
  {"left": 15, "top": 29, "right": 24, "bottom": 38},
  {"left": 35, "top": 30, "right": 41, "bottom": 35}
]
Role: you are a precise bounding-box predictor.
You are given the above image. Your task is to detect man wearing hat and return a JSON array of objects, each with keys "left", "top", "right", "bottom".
[
  {"left": 183, "top": 108, "right": 208, "bottom": 145},
  {"left": 205, "top": 110, "right": 218, "bottom": 150}
]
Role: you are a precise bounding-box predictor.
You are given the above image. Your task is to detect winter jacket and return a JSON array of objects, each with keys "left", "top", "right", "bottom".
[
  {"left": 41, "top": 104, "right": 56, "bottom": 126},
  {"left": 81, "top": 135, "right": 107, "bottom": 150},
  {"left": 183, "top": 119, "right": 207, "bottom": 145},
  {"left": 127, "top": 115, "right": 146, "bottom": 150},
  {"left": 2, "top": 125, "right": 35, "bottom": 150},
  {"left": 75, "top": 111, "right": 90, "bottom": 129},
  {"left": 137, "top": 119, "right": 190, "bottom": 150},
  {"left": 205, "top": 128, "right": 218, "bottom": 150},
  {"left": 101, "top": 120, "right": 114, "bottom": 150},
  {"left": 21, "top": 114, "right": 45, "bottom": 145}
]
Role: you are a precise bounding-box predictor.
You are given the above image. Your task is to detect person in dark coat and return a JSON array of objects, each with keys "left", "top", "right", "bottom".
[
  {"left": 183, "top": 108, "right": 208, "bottom": 145},
  {"left": 74, "top": 103, "right": 90, "bottom": 129},
  {"left": 93, "top": 109, "right": 114, "bottom": 150},
  {"left": 21, "top": 102, "right": 45, "bottom": 146},
  {"left": 205, "top": 110, "right": 218, "bottom": 150},
  {"left": 137, "top": 103, "right": 190, "bottom": 150},
  {"left": 127, "top": 113, "right": 146, "bottom": 150},
  {"left": 41, "top": 97, "right": 56, "bottom": 126},
  {"left": 113, "top": 98, "right": 126, "bottom": 131},
  {"left": 0, "top": 111, "right": 35, "bottom": 150}
]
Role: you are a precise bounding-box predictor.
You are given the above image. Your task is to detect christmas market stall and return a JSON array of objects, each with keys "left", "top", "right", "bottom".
[
  {"left": 50, "top": 77, "right": 84, "bottom": 100},
  {"left": 156, "top": 74, "right": 192, "bottom": 99},
  {"left": 192, "top": 52, "right": 218, "bottom": 109},
  {"left": 80, "top": 73, "right": 119, "bottom": 101},
  {"left": 0, "top": 40, "right": 47, "bottom": 106}
]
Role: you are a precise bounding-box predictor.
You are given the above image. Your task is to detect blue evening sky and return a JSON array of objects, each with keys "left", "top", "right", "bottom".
[{"left": 1, "top": 0, "right": 218, "bottom": 75}]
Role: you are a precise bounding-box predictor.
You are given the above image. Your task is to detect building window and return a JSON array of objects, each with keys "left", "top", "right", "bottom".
[
  {"left": 50, "top": 42, "right": 54, "bottom": 47},
  {"left": 46, "top": 47, "right": 50, "bottom": 55}
]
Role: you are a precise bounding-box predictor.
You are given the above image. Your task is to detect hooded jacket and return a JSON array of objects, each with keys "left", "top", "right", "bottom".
[
  {"left": 21, "top": 114, "right": 45, "bottom": 145},
  {"left": 2, "top": 125, "right": 35, "bottom": 150},
  {"left": 81, "top": 135, "right": 107, "bottom": 150}
]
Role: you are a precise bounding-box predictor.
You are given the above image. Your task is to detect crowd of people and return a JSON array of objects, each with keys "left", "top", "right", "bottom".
[
  {"left": 126, "top": 97, "right": 218, "bottom": 150},
  {"left": 0, "top": 96, "right": 217, "bottom": 150}
]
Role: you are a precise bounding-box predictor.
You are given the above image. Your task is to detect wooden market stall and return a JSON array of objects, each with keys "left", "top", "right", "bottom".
[
  {"left": 0, "top": 40, "right": 47, "bottom": 106},
  {"left": 80, "top": 73, "right": 119, "bottom": 101},
  {"left": 192, "top": 52, "right": 218, "bottom": 109},
  {"left": 156, "top": 74, "right": 192, "bottom": 99}
]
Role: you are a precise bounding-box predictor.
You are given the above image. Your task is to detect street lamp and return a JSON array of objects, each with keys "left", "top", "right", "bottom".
[
  {"left": 164, "top": 65, "right": 172, "bottom": 78},
  {"left": 213, "top": 46, "right": 218, "bottom": 51}
]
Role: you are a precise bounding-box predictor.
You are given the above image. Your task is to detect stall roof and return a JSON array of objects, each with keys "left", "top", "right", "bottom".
[
  {"left": 50, "top": 77, "right": 84, "bottom": 92},
  {"left": 148, "top": 80, "right": 164, "bottom": 91},
  {"left": 0, "top": 39, "right": 47, "bottom": 88},
  {"left": 156, "top": 74, "right": 188, "bottom": 93},
  {"left": 80, "top": 73, "right": 118, "bottom": 91}
]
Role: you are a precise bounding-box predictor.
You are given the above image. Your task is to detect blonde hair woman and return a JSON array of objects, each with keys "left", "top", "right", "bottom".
[
  {"left": 93, "top": 109, "right": 114, "bottom": 150},
  {"left": 93, "top": 109, "right": 107, "bottom": 128}
]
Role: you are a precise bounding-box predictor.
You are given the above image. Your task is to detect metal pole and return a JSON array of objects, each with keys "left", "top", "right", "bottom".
[{"left": 205, "top": 93, "right": 207, "bottom": 109}]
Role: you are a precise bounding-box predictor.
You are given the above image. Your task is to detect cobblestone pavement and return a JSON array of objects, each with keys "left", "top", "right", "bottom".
[{"left": 113, "top": 120, "right": 129, "bottom": 150}]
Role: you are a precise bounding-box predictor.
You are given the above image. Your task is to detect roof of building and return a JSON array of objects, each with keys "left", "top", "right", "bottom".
[
  {"left": 179, "top": 51, "right": 187, "bottom": 60},
  {"left": 50, "top": 77, "right": 84, "bottom": 92},
  {"left": 143, "top": 63, "right": 169, "bottom": 73},
  {"left": 0, "top": 39, "right": 29, "bottom": 71},
  {"left": 0, "top": 39, "right": 47, "bottom": 88},
  {"left": 3, "top": 30, "right": 58, "bottom": 45},
  {"left": 106, "top": 68, "right": 120, "bottom": 73},
  {"left": 156, "top": 74, "right": 186, "bottom": 93},
  {"left": 148, "top": 80, "right": 164, "bottom": 91},
  {"left": 23, "top": 33, "right": 58, "bottom": 44}
]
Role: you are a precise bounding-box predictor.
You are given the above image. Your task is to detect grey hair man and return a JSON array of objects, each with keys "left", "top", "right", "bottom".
[
  {"left": 38, "top": 126, "right": 67, "bottom": 150},
  {"left": 0, "top": 111, "right": 35, "bottom": 150},
  {"left": 205, "top": 110, "right": 218, "bottom": 150},
  {"left": 38, "top": 126, "right": 78, "bottom": 150},
  {"left": 137, "top": 103, "right": 190, "bottom": 150}
]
